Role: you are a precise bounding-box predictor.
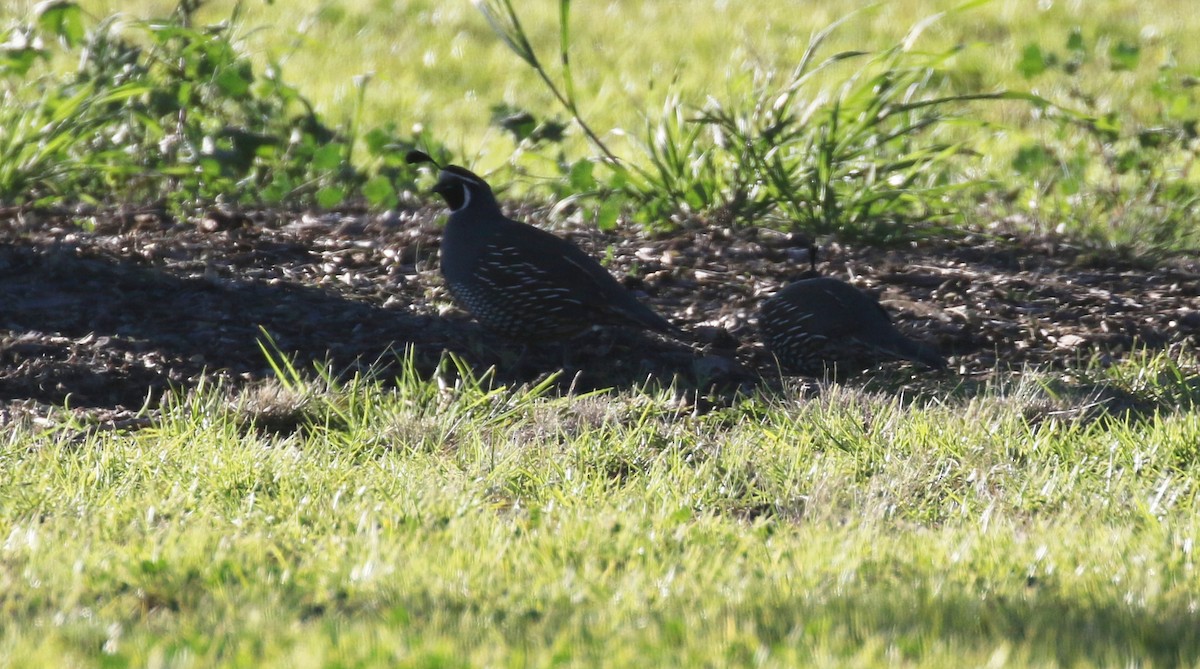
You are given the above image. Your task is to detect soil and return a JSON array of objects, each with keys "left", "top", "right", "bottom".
[{"left": 1, "top": 202, "right": 1198, "bottom": 430}]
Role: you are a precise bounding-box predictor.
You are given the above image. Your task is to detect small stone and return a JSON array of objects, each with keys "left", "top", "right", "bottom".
[{"left": 1055, "top": 333, "right": 1087, "bottom": 349}]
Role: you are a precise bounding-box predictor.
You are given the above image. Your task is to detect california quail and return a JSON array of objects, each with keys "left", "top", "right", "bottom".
[
  {"left": 760, "top": 277, "right": 945, "bottom": 375},
  {"left": 423, "top": 162, "right": 678, "bottom": 340}
]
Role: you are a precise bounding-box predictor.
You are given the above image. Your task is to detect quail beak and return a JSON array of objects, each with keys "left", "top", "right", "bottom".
[
  {"left": 429, "top": 171, "right": 454, "bottom": 197},
  {"left": 429, "top": 171, "right": 466, "bottom": 209}
]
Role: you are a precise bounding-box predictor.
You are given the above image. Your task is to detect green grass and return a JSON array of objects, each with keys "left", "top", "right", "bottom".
[
  {"left": 4, "top": 0, "right": 1199, "bottom": 244},
  {"left": 3, "top": 353, "right": 1200, "bottom": 667},
  {"left": 43, "top": 0, "right": 1199, "bottom": 151},
  {"left": 2, "top": 3, "right": 1200, "bottom": 663}
]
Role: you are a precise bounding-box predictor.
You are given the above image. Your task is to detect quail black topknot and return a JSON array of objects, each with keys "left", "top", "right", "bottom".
[
  {"left": 759, "top": 276, "right": 945, "bottom": 376},
  {"left": 421, "top": 161, "right": 678, "bottom": 340}
]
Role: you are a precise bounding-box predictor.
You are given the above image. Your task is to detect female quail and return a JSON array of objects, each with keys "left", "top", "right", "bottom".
[{"left": 760, "top": 277, "right": 945, "bottom": 375}]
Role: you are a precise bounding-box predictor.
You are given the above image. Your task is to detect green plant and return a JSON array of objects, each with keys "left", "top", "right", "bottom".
[
  {"left": 474, "top": 0, "right": 623, "bottom": 170},
  {"left": 0, "top": 1, "right": 437, "bottom": 212},
  {"left": 474, "top": 1, "right": 1045, "bottom": 240},
  {"left": 0, "top": 6, "right": 152, "bottom": 202},
  {"left": 698, "top": 15, "right": 1054, "bottom": 239},
  {"left": 1006, "top": 28, "right": 1200, "bottom": 253}
]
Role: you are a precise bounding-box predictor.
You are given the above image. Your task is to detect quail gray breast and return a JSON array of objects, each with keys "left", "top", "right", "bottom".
[
  {"left": 429, "top": 165, "right": 679, "bottom": 340},
  {"left": 760, "top": 277, "right": 945, "bottom": 376}
]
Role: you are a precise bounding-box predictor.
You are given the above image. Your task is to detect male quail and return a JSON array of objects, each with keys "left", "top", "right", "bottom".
[
  {"left": 425, "top": 163, "right": 678, "bottom": 340},
  {"left": 760, "top": 277, "right": 945, "bottom": 375}
]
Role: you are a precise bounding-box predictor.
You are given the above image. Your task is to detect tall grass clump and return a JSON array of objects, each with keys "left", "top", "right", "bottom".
[
  {"left": 475, "top": 0, "right": 1046, "bottom": 240},
  {"left": 691, "top": 16, "right": 1045, "bottom": 240},
  {"left": 476, "top": 1, "right": 1200, "bottom": 253}
]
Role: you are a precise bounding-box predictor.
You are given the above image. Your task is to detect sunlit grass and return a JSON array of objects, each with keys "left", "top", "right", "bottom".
[
  {"left": 1, "top": 2, "right": 1198, "bottom": 664},
  {"left": 2, "top": 352, "right": 1200, "bottom": 666},
  {"left": 3, "top": 0, "right": 1197, "bottom": 246}
]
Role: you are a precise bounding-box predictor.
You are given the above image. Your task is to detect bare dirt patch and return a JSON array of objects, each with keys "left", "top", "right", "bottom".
[{"left": 1, "top": 203, "right": 1198, "bottom": 427}]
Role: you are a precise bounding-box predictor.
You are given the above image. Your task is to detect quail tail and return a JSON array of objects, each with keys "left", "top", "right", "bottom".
[
  {"left": 882, "top": 332, "right": 946, "bottom": 370},
  {"left": 609, "top": 298, "right": 682, "bottom": 337}
]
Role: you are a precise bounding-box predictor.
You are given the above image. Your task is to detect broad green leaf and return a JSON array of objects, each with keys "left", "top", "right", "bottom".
[
  {"left": 316, "top": 185, "right": 346, "bottom": 208},
  {"left": 362, "top": 174, "right": 397, "bottom": 208},
  {"left": 596, "top": 198, "right": 620, "bottom": 231},
  {"left": 215, "top": 68, "right": 251, "bottom": 97},
  {"left": 36, "top": 1, "right": 85, "bottom": 48},
  {"left": 1016, "top": 43, "right": 1048, "bottom": 79},
  {"left": 363, "top": 128, "right": 391, "bottom": 156},
  {"left": 569, "top": 160, "right": 595, "bottom": 191},
  {"left": 312, "top": 143, "right": 344, "bottom": 171}
]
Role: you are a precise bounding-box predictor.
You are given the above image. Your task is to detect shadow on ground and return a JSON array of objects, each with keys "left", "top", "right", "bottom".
[
  {"left": 0, "top": 226, "right": 719, "bottom": 417},
  {"left": 1, "top": 205, "right": 1199, "bottom": 424},
  {"left": 747, "top": 584, "right": 1199, "bottom": 666}
]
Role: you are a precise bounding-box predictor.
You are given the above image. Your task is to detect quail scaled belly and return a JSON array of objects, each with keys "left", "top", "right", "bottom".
[
  {"left": 427, "top": 164, "right": 678, "bottom": 340},
  {"left": 760, "top": 277, "right": 945, "bottom": 375}
]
